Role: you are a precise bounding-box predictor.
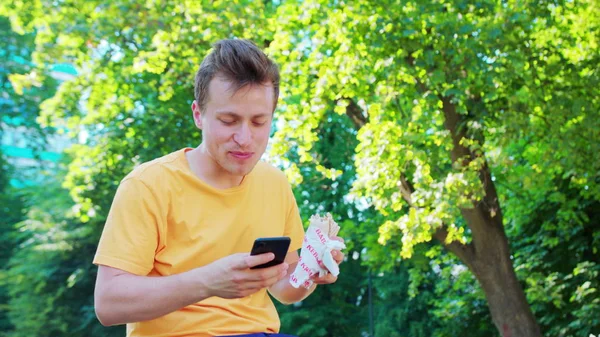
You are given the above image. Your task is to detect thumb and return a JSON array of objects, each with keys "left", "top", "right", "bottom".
[{"left": 234, "top": 252, "right": 275, "bottom": 270}]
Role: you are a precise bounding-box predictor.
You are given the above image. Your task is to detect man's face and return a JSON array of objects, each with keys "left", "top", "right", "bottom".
[{"left": 192, "top": 76, "right": 274, "bottom": 178}]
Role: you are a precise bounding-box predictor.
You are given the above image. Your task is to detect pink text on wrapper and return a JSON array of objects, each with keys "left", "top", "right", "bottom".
[
  {"left": 290, "top": 274, "right": 299, "bottom": 284},
  {"left": 314, "top": 228, "right": 327, "bottom": 245},
  {"left": 298, "top": 261, "right": 314, "bottom": 278},
  {"left": 305, "top": 244, "right": 323, "bottom": 266},
  {"left": 289, "top": 259, "right": 315, "bottom": 288}
]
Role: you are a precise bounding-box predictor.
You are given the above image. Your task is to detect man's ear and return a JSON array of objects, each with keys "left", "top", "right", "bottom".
[{"left": 191, "top": 100, "right": 203, "bottom": 130}]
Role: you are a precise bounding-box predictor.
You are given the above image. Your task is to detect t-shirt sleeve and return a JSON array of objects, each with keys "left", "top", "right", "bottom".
[
  {"left": 93, "top": 177, "right": 162, "bottom": 276},
  {"left": 283, "top": 186, "right": 305, "bottom": 253}
]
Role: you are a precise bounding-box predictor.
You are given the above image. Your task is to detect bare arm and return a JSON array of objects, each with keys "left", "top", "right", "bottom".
[
  {"left": 267, "top": 251, "right": 316, "bottom": 304},
  {"left": 268, "top": 239, "right": 345, "bottom": 305},
  {"left": 94, "top": 253, "right": 288, "bottom": 326},
  {"left": 94, "top": 265, "right": 206, "bottom": 325}
]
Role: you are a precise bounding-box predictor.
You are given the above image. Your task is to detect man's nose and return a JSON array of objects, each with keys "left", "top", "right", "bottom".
[{"left": 233, "top": 123, "right": 252, "bottom": 147}]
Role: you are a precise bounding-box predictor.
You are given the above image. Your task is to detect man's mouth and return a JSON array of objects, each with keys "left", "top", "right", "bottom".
[{"left": 230, "top": 151, "right": 253, "bottom": 159}]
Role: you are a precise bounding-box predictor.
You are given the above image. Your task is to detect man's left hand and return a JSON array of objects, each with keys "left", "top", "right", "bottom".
[{"left": 311, "top": 236, "right": 345, "bottom": 285}]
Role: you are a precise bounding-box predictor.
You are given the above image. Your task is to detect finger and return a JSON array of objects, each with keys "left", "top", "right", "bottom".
[
  {"left": 243, "top": 267, "right": 289, "bottom": 289},
  {"left": 332, "top": 250, "right": 344, "bottom": 264},
  {"left": 246, "top": 263, "right": 289, "bottom": 282},
  {"left": 331, "top": 236, "right": 345, "bottom": 244},
  {"left": 312, "top": 273, "right": 337, "bottom": 285},
  {"left": 236, "top": 253, "right": 275, "bottom": 270}
]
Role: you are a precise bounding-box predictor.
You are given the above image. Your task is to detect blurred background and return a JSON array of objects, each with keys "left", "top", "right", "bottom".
[{"left": 0, "top": 1, "right": 598, "bottom": 336}]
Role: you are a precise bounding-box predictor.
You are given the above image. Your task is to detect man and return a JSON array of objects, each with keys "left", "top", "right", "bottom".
[{"left": 93, "top": 39, "right": 344, "bottom": 337}]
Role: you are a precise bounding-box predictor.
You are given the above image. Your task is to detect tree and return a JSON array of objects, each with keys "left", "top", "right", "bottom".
[
  {"left": 0, "top": 15, "right": 59, "bottom": 155},
  {"left": 0, "top": 14, "right": 60, "bottom": 334},
  {"left": 0, "top": 152, "right": 25, "bottom": 335},
  {"left": 1, "top": 1, "right": 284, "bottom": 336},
  {"left": 3, "top": 167, "right": 125, "bottom": 337},
  {"left": 1, "top": 2, "right": 436, "bottom": 335},
  {"left": 3, "top": 1, "right": 598, "bottom": 336},
  {"left": 267, "top": 1, "right": 599, "bottom": 336},
  {"left": 275, "top": 110, "right": 467, "bottom": 337}
]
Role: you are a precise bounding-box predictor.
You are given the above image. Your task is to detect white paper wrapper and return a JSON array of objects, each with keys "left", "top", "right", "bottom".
[{"left": 289, "top": 214, "right": 346, "bottom": 289}]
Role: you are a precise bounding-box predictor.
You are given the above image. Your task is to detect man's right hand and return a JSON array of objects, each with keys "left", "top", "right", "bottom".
[{"left": 197, "top": 253, "right": 289, "bottom": 299}]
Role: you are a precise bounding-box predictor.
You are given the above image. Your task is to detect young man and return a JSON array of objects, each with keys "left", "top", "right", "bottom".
[{"left": 93, "top": 39, "right": 344, "bottom": 337}]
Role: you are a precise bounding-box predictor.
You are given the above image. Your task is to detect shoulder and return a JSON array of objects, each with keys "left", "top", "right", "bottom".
[
  {"left": 121, "top": 149, "right": 184, "bottom": 188},
  {"left": 251, "top": 160, "right": 290, "bottom": 185},
  {"left": 250, "top": 161, "right": 297, "bottom": 205}
]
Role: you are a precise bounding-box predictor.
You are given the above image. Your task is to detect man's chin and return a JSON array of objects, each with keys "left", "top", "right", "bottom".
[{"left": 226, "top": 163, "right": 257, "bottom": 177}]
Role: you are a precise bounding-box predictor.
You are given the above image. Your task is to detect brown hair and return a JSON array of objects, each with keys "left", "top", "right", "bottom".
[{"left": 194, "top": 39, "right": 280, "bottom": 112}]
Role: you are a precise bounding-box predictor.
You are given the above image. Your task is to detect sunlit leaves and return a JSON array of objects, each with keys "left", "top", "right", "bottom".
[{"left": 2, "top": 0, "right": 599, "bottom": 335}]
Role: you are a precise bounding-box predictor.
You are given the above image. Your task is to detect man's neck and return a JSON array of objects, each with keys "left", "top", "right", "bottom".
[{"left": 186, "top": 146, "right": 244, "bottom": 189}]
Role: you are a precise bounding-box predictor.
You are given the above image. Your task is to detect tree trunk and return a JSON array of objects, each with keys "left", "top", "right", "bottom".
[
  {"left": 462, "top": 210, "right": 541, "bottom": 337},
  {"left": 438, "top": 96, "right": 542, "bottom": 337}
]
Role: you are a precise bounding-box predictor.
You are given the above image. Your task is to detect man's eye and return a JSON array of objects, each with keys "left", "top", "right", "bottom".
[
  {"left": 253, "top": 121, "right": 266, "bottom": 126},
  {"left": 220, "top": 119, "right": 235, "bottom": 125}
]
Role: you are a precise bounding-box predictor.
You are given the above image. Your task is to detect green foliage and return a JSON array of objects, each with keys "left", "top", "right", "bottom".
[
  {"left": 275, "top": 110, "right": 441, "bottom": 335},
  {"left": 424, "top": 246, "right": 497, "bottom": 337},
  {"left": 0, "top": 13, "right": 59, "bottom": 334},
  {"left": 277, "top": 257, "right": 370, "bottom": 337},
  {"left": 1, "top": 0, "right": 599, "bottom": 336},
  {"left": 6, "top": 0, "right": 280, "bottom": 224},
  {"left": 4, "top": 172, "right": 123, "bottom": 337},
  {"left": 267, "top": 0, "right": 599, "bottom": 335},
  {"left": 267, "top": 0, "right": 600, "bottom": 259},
  {"left": 0, "top": 153, "right": 25, "bottom": 334},
  {"left": 0, "top": 16, "right": 59, "bottom": 155},
  {"left": 509, "top": 178, "right": 600, "bottom": 336},
  {"left": 0, "top": 155, "right": 25, "bottom": 250},
  {"left": 276, "top": 106, "right": 495, "bottom": 337}
]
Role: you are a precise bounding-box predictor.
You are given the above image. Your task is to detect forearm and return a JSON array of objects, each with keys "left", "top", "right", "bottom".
[
  {"left": 95, "top": 267, "right": 209, "bottom": 326},
  {"left": 268, "top": 262, "right": 317, "bottom": 304}
]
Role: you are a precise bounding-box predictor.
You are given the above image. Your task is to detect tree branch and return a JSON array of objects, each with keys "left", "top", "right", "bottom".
[
  {"left": 433, "top": 226, "right": 476, "bottom": 270},
  {"left": 399, "top": 173, "right": 414, "bottom": 206},
  {"left": 440, "top": 95, "right": 504, "bottom": 240},
  {"left": 399, "top": 173, "right": 476, "bottom": 268},
  {"left": 343, "top": 98, "right": 368, "bottom": 129}
]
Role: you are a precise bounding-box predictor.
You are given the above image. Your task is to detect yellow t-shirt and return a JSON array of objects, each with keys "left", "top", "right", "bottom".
[{"left": 93, "top": 148, "right": 305, "bottom": 337}]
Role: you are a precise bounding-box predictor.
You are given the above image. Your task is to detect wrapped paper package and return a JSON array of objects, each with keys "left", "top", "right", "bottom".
[{"left": 289, "top": 213, "right": 346, "bottom": 289}]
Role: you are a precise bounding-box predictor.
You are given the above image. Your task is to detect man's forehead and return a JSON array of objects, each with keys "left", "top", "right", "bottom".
[
  {"left": 209, "top": 75, "right": 274, "bottom": 96},
  {"left": 205, "top": 76, "right": 275, "bottom": 115}
]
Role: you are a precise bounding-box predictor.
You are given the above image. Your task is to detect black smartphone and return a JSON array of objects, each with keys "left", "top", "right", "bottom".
[{"left": 249, "top": 236, "right": 291, "bottom": 269}]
